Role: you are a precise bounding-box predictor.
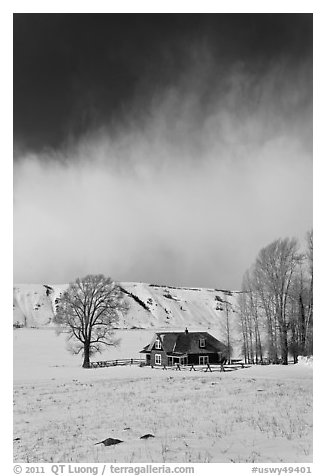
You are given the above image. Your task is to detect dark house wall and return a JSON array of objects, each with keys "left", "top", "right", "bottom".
[
  {"left": 188, "top": 353, "right": 222, "bottom": 365},
  {"left": 148, "top": 351, "right": 224, "bottom": 366},
  {"left": 150, "top": 350, "right": 168, "bottom": 367}
]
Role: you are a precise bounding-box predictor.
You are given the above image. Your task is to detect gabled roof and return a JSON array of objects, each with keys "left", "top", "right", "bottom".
[
  {"left": 140, "top": 331, "right": 227, "bottom": 355},
  {"left": 139, "top": 344, "right": 151, "bottom": 353}
]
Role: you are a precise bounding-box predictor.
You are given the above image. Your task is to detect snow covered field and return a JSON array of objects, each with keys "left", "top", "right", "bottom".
[
  {"left": 13, "top": 328, "right": 154, "bottom": 382},
  {"left": 13, "top": 329, "right": 312, "bottom": 463}
]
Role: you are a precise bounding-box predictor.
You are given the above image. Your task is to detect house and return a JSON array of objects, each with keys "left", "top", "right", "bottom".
[{"left": 140, "top": 328, "right": 228, "bottom": 367}]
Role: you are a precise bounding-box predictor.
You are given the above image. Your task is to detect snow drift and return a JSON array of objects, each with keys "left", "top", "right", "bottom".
[{"left": 297, "top": 355, "right": 313, "bottom": 367}]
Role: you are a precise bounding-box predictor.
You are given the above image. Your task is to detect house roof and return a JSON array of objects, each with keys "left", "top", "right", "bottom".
[{"left": 140, "top": 331, "right": 227, "bottom": 355}]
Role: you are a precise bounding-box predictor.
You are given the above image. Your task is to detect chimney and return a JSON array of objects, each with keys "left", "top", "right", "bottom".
[{"left": 185, "top": 328, "right": 189, "bottom": 334}]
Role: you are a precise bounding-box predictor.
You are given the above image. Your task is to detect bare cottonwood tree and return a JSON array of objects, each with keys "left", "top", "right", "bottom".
[
  {"left": 238, "top": 290, "right": 254, "bottom": 364},
  {"left": 217, "top": 292, "right": 235, "bottom": 363},
  {"left": 224, "top": 295, "right": 232, "bottom": 363},
  {"left": 254, "top": 238, "right": 303, "bottom": 364},
  {"left": 54, "top": 274, "right": 128, "bottom": 368},
  {"left": 305, "top": 229, "right": 313, "bottom": 355},
  {"left": 253, "top": 267, "right": 278, "bottom": 363},
  {"left": 238, "top": 234, "right": 312, "bottom": 364},
  {"left": 238, "top": 270, "right": 263, "bottom": 364}
]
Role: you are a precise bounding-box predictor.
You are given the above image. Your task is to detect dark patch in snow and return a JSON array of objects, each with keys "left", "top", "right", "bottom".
[
  {"left": 119, "top": 287, "right": 151, "bottom": 312},
  {"left": 149, "top": 284, "right": 201, "bottom": 291},
  {"left": 140, "top": 434, "right": 155, "bottom": 439},
  {"left": 13, "top": 322, "right": 24, "bottom": 329},
  {"left": 94, "top": 438, "right": 123, "bottom": 446},
  {"left": 215, "top": 289, "right": 233, "bottom": 296},
  {"left": 215, "top": 295, "right": 224, "bottom": 302},
  {"left": 163, "top": 291, "right": 174, "bottom": 299},
  {"left": 43, "top": 285, "right": 54, "bottom": 296}
]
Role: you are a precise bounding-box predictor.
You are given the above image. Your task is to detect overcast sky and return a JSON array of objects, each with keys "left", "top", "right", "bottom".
[{"left": 13, "top": 14, "right": 313, "bottom": 289}]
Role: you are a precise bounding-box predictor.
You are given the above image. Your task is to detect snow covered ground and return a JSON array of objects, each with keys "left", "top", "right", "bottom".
[
  {"left": 13, "top": 328, "right": 153, "bottom": 382},
  {"left": 13, "top": 328, "right": 313, "bottom": 463}
]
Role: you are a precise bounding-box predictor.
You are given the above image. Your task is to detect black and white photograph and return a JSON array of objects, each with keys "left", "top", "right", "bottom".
[{"left": 12, "top": 11, "right": 313, "bottom": 466}]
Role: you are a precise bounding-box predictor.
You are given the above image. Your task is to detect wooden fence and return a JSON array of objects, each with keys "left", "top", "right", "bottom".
[
  {"left": 89, "top": 359, "right": 250, "bottom": 372},
  {"left": 90, "top": 358, "right": 146, "bottom": 368},
  {"left": 157, "top": 362, "right": 250, "bottom": 372}
]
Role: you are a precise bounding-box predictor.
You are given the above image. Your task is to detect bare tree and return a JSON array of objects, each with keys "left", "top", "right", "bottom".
[
  {"left": 305, "top": 229, "right": 313, "bottom": 355},
  {"left": 247, "top": 271, "right": 264, "bottom": 363},
  {"left": 239, "top": 234, "right": 312, "bottom": 364},
  {"left": 254, "top": 238, "right": 303, "bottom": 364},
  {"left": 238, "top": 292, "right": 250, "bottom": 364},
  {"left": 238, "top": 270, "right": 264, "bottom": 364},
  {"left": 224, "top": 295, "right": 232, "bottom": 363},
  {"left": 54, "top": 274, "right": 129, "bottom": 368},
  {"left": 217, "top": 292, "right": 236, "bottom": 363}
]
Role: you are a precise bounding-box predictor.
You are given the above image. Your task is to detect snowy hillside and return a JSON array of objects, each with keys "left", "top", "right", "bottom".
[
  {"left": 13, "top": 281, "right": 240, "bottom": 332},
  {"left": 13, "top": 284, "right": 67, "bottom": 327}
]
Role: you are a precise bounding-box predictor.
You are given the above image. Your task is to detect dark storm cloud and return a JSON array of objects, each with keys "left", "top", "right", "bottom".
[
  {"left": 13, "top": 14, "right": 313, "bottom": 287},
  {"left": 14, "top": 14, "right": 312, "bottom": 156}
]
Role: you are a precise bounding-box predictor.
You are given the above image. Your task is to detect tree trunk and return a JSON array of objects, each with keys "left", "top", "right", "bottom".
[
  {"left": 299, "top": 293, "right": 306, "bottom": 354},
  {"left": 240, "top": 316, "right": 248, "bottom": 364},
  {"left": 248, "top": 322, "right": 254, "bottom": 364},
  {"left": 291, "top": 320, "right": 298, "bottom": 364},
  {"left": 82, "top": 341, "right": 91, "bottom": 368},
  {"left": 224, "top": 299, "right": 232, "bottom": 364},
  {"left": 280, "top": 325, "right": 288, "bottom": 365},
  {"left": 256, "top": 325, "right": 263, "bottom": 363}
]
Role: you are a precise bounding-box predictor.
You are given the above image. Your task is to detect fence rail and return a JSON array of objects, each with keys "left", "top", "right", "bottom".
[
  {"left": 90, "top": 358, "right": 146, "bottom": 368},
  {"left": 89, "top": 359, "right": 294, "bottom": 371},
  {"left": 155, "top": 362, "right": 251, "bottom": 372},
  {"left": 89, "top": 359, "right": 251, "bottom": 372}
]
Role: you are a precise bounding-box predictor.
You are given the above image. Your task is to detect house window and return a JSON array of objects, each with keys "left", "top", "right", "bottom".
[
  {"left": 155, "top": 338, "right": 162, "bottom": 349},
  {"left": 199, "top": 338, "right": 206, "bottom": 348},
  {"left": 199, "top": 356, "right": 209, "bottom": 365},
  {"left": 155, "top": 354, "right": 162, "bottom": 365}
]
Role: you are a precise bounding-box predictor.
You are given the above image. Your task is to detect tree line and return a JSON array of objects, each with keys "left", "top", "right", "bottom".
[{"left": 238, "top": 231, "right": 313, "bottom": 365}]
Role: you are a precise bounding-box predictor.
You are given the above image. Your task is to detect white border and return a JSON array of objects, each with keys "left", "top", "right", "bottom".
[{"left": 3, "top": 4, "right": 322, "bottom": 475}]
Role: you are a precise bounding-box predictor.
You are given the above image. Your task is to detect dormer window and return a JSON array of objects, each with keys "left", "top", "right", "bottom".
[
  {"left": 199, "top": 338, "right": 206, "bottom": 348},
  {"left": 155, "top": 338, "right": 162, "bottom": 350}
]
